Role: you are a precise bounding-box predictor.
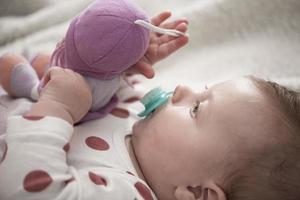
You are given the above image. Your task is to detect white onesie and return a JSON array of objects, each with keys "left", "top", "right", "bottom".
[{"left": 0, "top": 78, "right": 157, "bottom": 200}]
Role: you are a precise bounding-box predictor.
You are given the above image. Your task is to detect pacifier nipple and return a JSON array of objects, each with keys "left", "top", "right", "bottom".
[{"left": 138, "top": 87, "right": 173, "bottom": 117}]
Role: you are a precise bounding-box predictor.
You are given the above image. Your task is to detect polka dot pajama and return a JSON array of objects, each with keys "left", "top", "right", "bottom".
[{"left": 0, "top": 79, "right": 155, "bottom": 200}]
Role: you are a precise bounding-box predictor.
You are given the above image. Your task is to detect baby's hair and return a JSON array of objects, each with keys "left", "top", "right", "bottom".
[{"left": 224, "top": 76, "right": 300, "bottom": 200}]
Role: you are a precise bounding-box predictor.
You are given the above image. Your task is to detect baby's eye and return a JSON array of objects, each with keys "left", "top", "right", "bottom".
[{"left": 190, "top": 101, "right": 200, "bottom": 118}]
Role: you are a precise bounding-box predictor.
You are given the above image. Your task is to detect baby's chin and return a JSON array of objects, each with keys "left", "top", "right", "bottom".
[
  {"left": 131, "top": 118, "right": 149, "bottom": 142},
  {"left": 132, "top": 120, "right": 143, "bottom": 136},
  {"left": 131, "top": 121, "right": 144, "bottom": 152}
]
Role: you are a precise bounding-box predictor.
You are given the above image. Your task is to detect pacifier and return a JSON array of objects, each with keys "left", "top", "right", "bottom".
[{"left": 138, "top": 87, "right": 173, "bottom": 118}]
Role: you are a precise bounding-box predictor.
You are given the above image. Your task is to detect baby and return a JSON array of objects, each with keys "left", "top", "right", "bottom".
[
  {"left": 1, "top": 18, "right": 300, "bottom": 200},
  {"left": 1, "top": 59, "right": 300, "bottom": 200}
]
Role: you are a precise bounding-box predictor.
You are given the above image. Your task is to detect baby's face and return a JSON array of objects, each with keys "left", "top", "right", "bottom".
[{"left": 132, "top": 77, "right": 270, "bottom": 199}]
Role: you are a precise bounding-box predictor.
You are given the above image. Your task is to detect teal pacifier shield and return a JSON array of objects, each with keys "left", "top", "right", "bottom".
[{"left": 138, "top": 87, "right": 173, "bottom": 117}]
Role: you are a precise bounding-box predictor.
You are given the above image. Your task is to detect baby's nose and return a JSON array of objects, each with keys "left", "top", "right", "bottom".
[{"left": 172, "top": 85, "right": 193, "bottom": 104}]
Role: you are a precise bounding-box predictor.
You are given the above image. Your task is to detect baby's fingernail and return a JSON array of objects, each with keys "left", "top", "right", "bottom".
[
  {"left": 40, "top": 78, "right": 45, "bottom": 88},
  {"left": 37, "top": 81, "right": 43, "bottom": 95}
]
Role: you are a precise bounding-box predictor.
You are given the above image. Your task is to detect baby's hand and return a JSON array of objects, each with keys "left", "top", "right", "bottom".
[
  {"left": 27, "top": 67, "right": 92, "bottom": 124},
  {"left": 126, "top": 11, "right": 189, "bottom": 78}
]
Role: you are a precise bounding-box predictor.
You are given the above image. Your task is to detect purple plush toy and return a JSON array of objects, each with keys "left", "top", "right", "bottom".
[
  {"left": 49, "top": 0, "right": 150, "bottom": 122},
  {"left": 60, "top": 0, "right": 150, "bottom": 79},
  {"left": 5, "top": 0, "right": 184, "bottom": 123}
]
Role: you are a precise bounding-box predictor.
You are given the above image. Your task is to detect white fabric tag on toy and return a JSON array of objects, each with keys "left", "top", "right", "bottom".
[{"left": 134, "top": 20, "right": 186, "bottom": 37}]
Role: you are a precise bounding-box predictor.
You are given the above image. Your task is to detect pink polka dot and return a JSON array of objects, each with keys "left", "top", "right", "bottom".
[
  {"left": 85, "top": 136, "right": 109, "bottom": 151},
  {"left": 124, "top": 97, "right": 141, "bottom": 103},
  {"left": 23, "top": 170, "right": 53, "bottom": 192},
  {"left": 22, "top": 116, "right": 45, "bottom": 121},
  {"left": 110, "top": 108, "right": 130, "bottom": 118},
  {"left": 135, "top": 182, "right": 153, "bottom": 200},
  {"left": 0, "top": 141, "right": 7, "bottom": 164},
  {"left": 89, "top": 171, "right": 107, "bottom": 186},
  {"left": 63, "top": 143, "right": 70, "bottom": 152}
]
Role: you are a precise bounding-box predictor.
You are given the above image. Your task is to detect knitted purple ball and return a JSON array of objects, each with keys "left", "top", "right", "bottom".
[{"left": 64, "top": 0, "right": 150, "bottom": 80}]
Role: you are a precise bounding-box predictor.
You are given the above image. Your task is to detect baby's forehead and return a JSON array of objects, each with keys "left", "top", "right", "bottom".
[
  {"left": 212, "top": 77, "right": 263, "bottom": 97},
  {"left": 204, "top": 78, "right": 274, "bottom": 131},
  {"left": 202, "top": 78, "right": 266, "bottom": 114}
]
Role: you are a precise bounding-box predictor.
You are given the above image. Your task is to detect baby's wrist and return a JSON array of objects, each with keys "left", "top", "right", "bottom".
[{"left": 26, "top": 99, "right": 74, "bottom": 125}]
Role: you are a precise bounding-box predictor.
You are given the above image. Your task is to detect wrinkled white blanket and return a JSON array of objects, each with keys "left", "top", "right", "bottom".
[{"left": 0, "top": 0, "right": 300, "bottom": 134}]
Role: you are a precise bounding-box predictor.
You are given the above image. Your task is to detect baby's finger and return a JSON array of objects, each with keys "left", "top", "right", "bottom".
[
  {"left": 63, "top": 68, "right": 75, "bottom": 75},
  {"left": 175, "top": 22, "right": 188, "bottom": 33},
  {"left": 161, "top": 18, "right": 189, "bottom": 30},
  {"left": 63, "top": 68, "right": 79, "bottom": 79},
  {"left": 137, "top": 62, "right": 155, "bottom": 79},
  {"left": 126, "top": 61, "right": 154, "bottom": 79},
  {"left": 159, "top": 35, "right": 189, "bottom": 57},
  {"left": 151, "top": 11, "right": 171, "bottom": 26},
  {"left": 41, "top": 66, "right": 61, "bottom": 87},
  {"left": 158, "top": 23, "right": 188, "bottom": 45}
]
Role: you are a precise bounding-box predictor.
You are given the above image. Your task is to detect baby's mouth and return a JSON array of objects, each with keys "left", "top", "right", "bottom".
[{"left": 138, "top": 87, "right": 173, "bottom": 118}]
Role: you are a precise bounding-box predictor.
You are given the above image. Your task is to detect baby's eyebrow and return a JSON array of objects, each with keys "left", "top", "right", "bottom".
[{"left": 196, "top": 89, "right": 210, "bottom": 100}]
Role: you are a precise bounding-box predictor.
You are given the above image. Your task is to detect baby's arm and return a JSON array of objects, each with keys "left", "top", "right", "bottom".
[
  {"left": 0, "top": 67, "right": 90, "bottom": 198},
  {"left": 0, "top": 68, "right": 150, "bottom": 199},
  {"left": 27, "top": 66, "right": 92, "bottom": 124}
]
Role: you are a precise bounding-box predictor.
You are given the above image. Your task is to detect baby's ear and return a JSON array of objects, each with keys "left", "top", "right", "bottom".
[
  {"left": 174, "top": 185, "right": 197, "bottom": 200},
  {"left": 174, "top": 182, "right": 227, "bottom": 200}
]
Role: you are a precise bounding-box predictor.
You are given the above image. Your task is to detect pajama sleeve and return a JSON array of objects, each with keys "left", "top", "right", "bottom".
[{"left": 0, "top": 116, "right": 154, "bottom": 200}]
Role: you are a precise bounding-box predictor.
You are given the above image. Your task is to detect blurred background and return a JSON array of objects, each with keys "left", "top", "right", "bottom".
[{"left": 0, "top": 0, "right": 299, "bottom": 92}]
